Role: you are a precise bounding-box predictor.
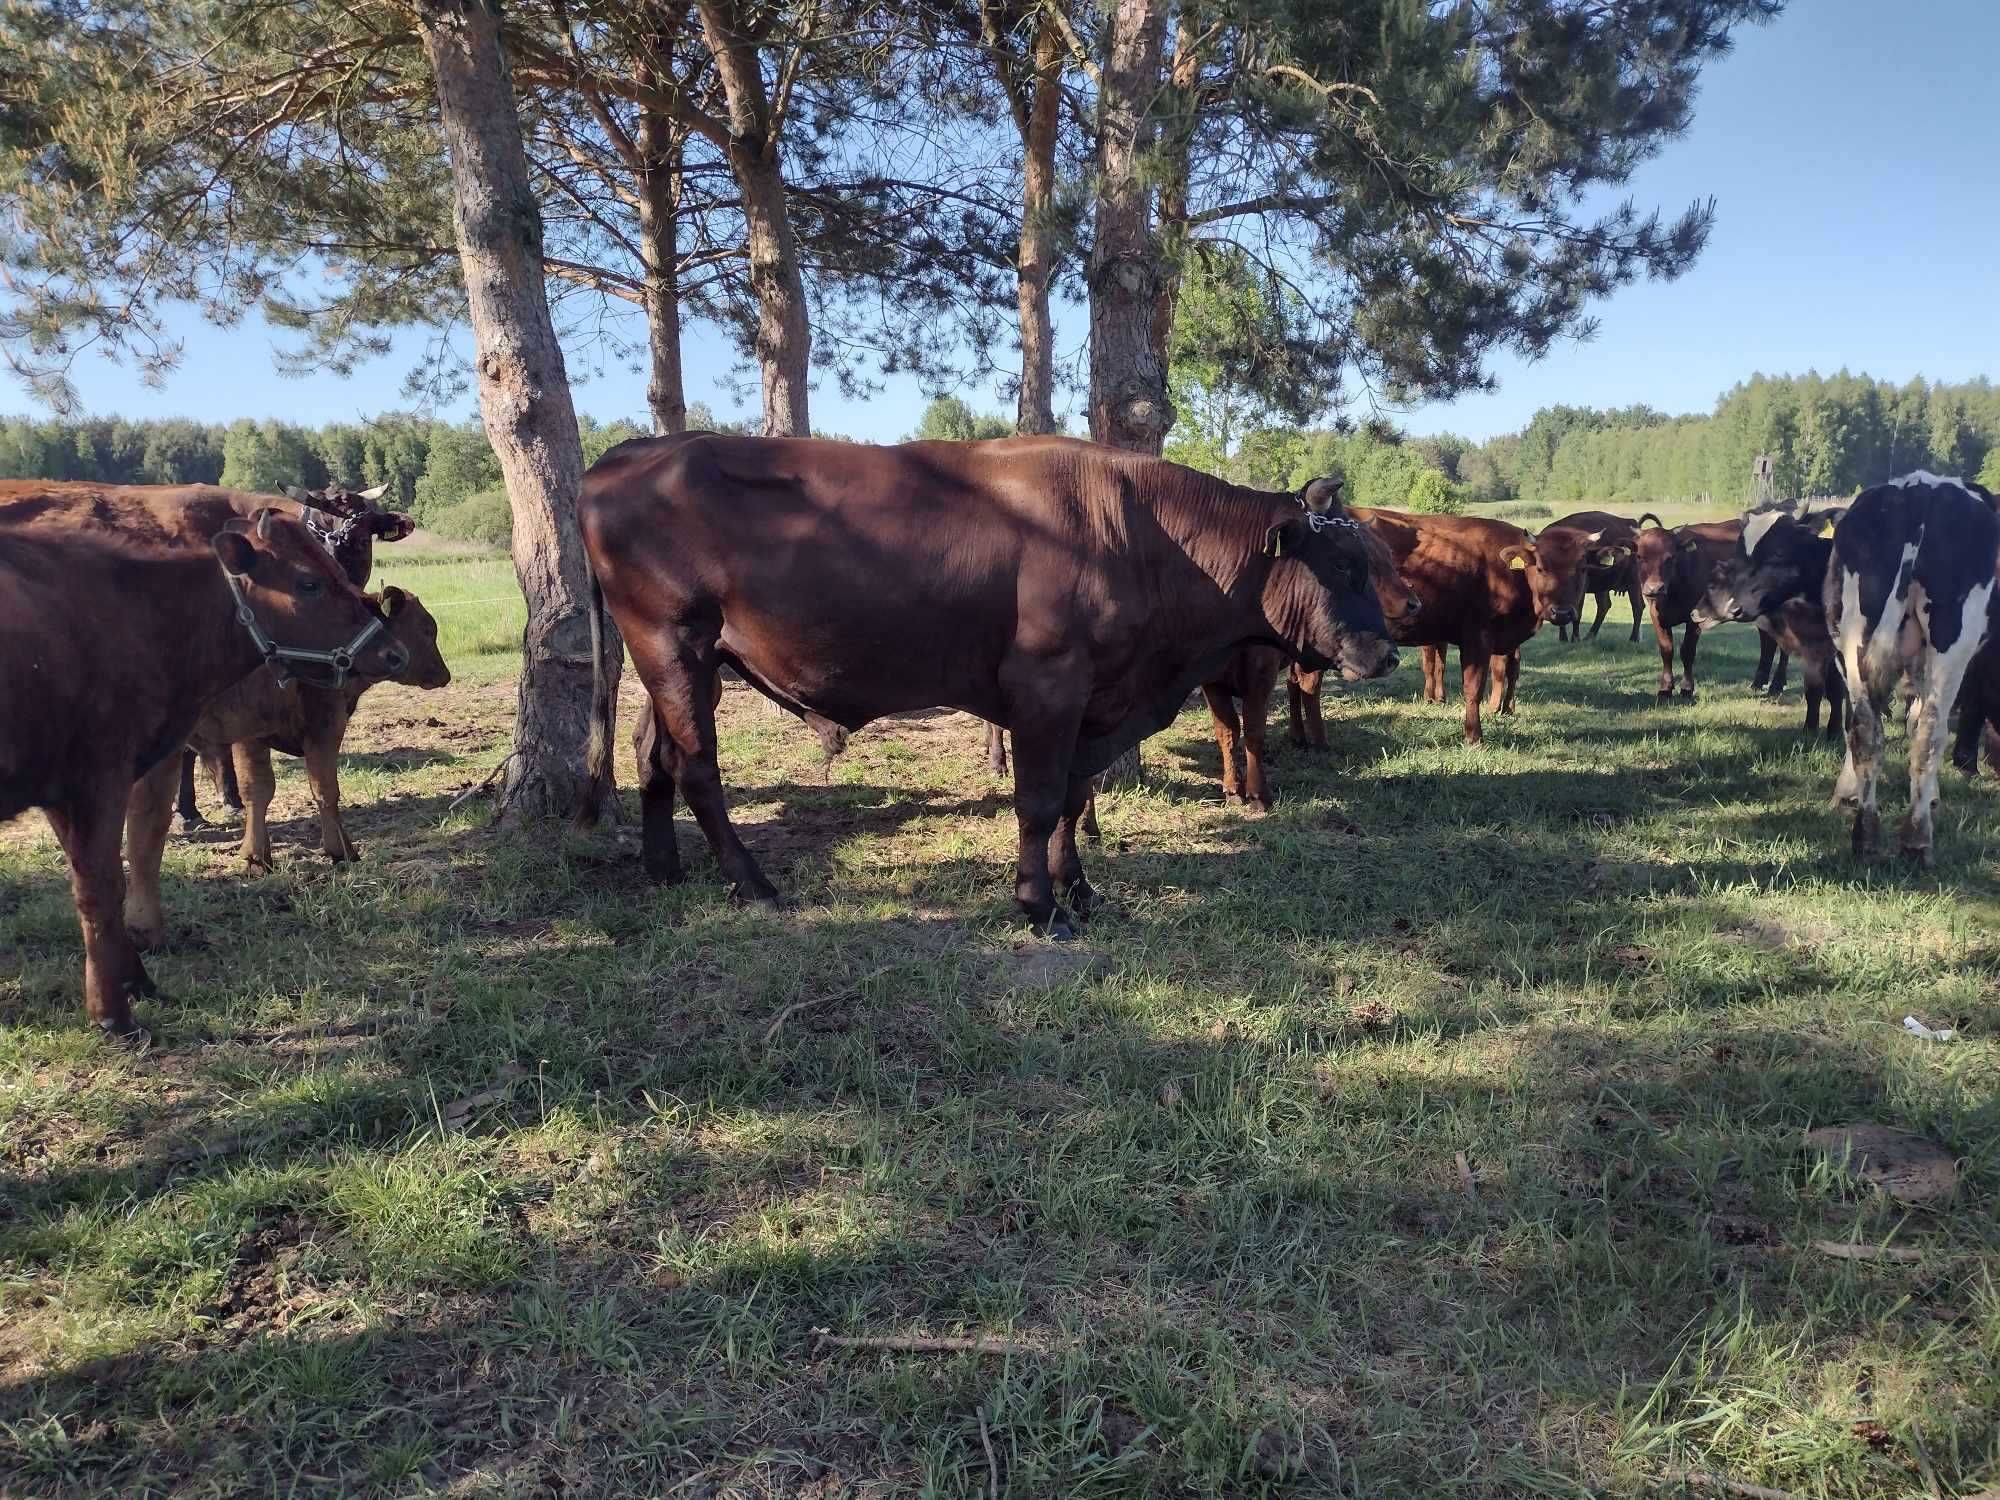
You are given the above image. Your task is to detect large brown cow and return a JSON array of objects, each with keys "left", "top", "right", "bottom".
[
  {"left": 0, "top": 509, "right": 406, "bottom": 1040},
  {"left": 162, "top": 589, "right": 451, "bottom": 877},
  {"left": 578, "top": 434, "right": 1397, "bottom": 936},
  {"left": 1633, "top": 519, "right": 1743, "bottom": 699},
  {"left": 1546, "top": 509, "right": 1644, "bottom": 642},
  {"left": 1346, "top": 508, "right": 1595, "bottom": 746},
  {"left": 1194, "top": 480, "right": 1422, "bottom": 807}
]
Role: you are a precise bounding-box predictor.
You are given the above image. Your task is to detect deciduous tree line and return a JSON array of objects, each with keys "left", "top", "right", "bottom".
[{"left": 1, "top": 0, "right": 1781, "bottom": 816}]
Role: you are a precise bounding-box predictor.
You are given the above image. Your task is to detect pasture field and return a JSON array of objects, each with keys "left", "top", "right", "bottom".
[{"left": 4, "top": 544, "right": 1999, "bottom": 1498}]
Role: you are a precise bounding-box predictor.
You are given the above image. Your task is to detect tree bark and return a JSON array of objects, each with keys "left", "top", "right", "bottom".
[
  {"left": 636, "top": 101, "right": 689, "bottom": 435},
  {"left": 1014, "top": 14, "right": 1062, "bottom": 436},
  {"left": 694, "top": 0, "right": 812, "bottom": 436},
  {"left": 415, "top": 0, "right": 618, "bottom": 820},
  {"left": 1089, "top": 0, "right": 1170, "bottom": 786},
  {"left": 1087, "top": 0, "right": 1172, "bottom": 457}
]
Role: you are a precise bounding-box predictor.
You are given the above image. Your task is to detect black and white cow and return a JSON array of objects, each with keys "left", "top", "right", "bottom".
[
  {"left": 1708, "top": 502, "right": 1847, "bottom": 740},
  {"left": 1827, "top": 472, "right": 2000, "bottom": 864}
]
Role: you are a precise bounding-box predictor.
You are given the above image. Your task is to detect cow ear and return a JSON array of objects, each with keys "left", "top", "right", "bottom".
[
  {"left": 213, "top": 526, "right": 259, "bottom": 577},
  {"left": 356, "top": 482, "right": 389, "bottom": 502},
  {"left": 380, "top": 585, "right": 409, "bottom": 616},
  {"left": 1501, "top": 544, "right": 1533, "bottom": 572},
  {"left": 1264, "top": 521, "right": 1294, "bottom": 558},
  {"left": 1300, "top": 477, "right": 1345, "bottom": 516}
]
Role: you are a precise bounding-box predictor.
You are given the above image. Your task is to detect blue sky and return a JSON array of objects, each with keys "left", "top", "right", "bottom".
[{"left": 23, "top": 0, "right": 2000, "bottom": 443}]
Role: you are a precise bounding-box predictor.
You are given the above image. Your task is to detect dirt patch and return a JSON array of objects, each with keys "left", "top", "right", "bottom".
[{"left": 206, "top": 1214, "right": 323, "bottom": 1344}]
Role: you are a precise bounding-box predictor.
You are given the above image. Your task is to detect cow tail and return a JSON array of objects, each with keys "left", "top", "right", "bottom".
[{"left": 578, "top": 560, "right": 616, "bottom": 827}]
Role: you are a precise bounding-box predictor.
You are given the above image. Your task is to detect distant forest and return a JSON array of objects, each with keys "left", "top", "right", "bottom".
[{"left": 3, "top": 374, "right": 1997, "bottom": 533}]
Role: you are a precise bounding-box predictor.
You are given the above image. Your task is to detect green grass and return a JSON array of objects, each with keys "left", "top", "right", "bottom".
[
  {"left": 4, "top": 595, "right": 1999, "bottom": 1497},
  {"left": 373, "top": 539, "right": 525, "bottom": 683}
]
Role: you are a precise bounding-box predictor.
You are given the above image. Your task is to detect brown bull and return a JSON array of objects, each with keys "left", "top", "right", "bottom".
[
  {"left": 1633, "top": 519, "right": 1743, "bottom": 698},
  {"left": 0, "top": 509, "right": 405, "bottom": 1040},
  {"left": 1545, "top": 509, "right": 1644, "bottom": 642},
  {"left": 1195, "top": 480, "right": 1421, "bottom": 807},
  {"left": 167, "top": 589, "right": 451, "bottom": 872},
  {"left": 1349, "top": 509, "right": 1596, "bottom": 745},
  {"left": 579, "top": 434, "right": 1397, "bottom": 936}
]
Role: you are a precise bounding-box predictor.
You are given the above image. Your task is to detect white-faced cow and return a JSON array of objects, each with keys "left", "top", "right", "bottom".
[{"left": 1827, "top": 473, "right": 2000, "bottom": 864}]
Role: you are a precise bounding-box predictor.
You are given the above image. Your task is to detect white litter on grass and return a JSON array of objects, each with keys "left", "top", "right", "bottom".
[{"left": 1902, "top": 1015, "right": 1957, "bottom": 1042}]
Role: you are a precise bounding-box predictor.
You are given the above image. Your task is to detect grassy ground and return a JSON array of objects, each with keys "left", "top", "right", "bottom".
[{"left": 4, "top": 539, "right": 1998, "bottom": 1498}]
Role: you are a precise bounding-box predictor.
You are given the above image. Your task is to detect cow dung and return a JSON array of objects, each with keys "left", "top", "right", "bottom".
[{"left": 1802, "top": 1123, "right": 1958, "bottom": 1206}]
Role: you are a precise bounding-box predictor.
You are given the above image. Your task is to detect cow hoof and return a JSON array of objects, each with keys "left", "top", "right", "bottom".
[
  {"left": 172, "top": 814, "right": 205, "bottom": 836},
  {"left": 1045, "top": 913, "right": 1078, "bottom": 942},
  {"left": 328, "top": 844, "right": 360, "bottom": 863},
  {"left": 98, "top": 1020, "right": 153, "bottom": 1053},
  {"left": 1679, "top": 688, "right": 1697, "bottom": 701},
  {"left": 1656, "top": 689, "right": 1674, "bottom": 701}
]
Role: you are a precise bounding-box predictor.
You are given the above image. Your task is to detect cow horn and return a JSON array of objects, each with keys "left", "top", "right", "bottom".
[
  {"left": 256, "top": 508, "right": 273, "bottom": 539},
  {"left": 1300, "top": 477, "right": 1343, "bottom": 515},
  {"left": 356, "top": 482, "right": 389, "bottom": 502}
]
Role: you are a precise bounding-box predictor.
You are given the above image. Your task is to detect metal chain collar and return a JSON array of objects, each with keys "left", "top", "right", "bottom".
[{"left": 221, "top": 564, "right": 386, "bottom": 689}]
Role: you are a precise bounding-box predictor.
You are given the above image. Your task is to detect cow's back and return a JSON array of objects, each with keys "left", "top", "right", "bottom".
[{"left": 1352, "top": 508, "right": 1534, "bottom": 649}]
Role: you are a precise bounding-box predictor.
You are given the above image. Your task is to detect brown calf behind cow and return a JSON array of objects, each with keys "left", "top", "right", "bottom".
[
  {"left": 0, "top": 508, "right": 406, "bottom": 1040},
  {"left": 170, "top": 588, "right": 451, "bottom": 872}
]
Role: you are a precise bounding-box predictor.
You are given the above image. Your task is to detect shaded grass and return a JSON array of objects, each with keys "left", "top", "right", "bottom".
[{"left": 2, "top": 617, "right": 1998, "bottom": 1498}]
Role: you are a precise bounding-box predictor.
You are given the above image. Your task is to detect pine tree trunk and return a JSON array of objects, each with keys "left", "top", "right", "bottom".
[
  {"left": 636, "top": 104, "right": 688, "bottom": 436},
  {"left": 415, "top": 0, "right": 618, "bottom": 820},
  {"left": 695, "top": 0, "right": 811, "bottom": 437},
  {"left": 1014, "top": 16, "right": 1062, "bottom": 436},
  {"left": 1089, "top": 0, "right": 1171, "bottom": 787}
]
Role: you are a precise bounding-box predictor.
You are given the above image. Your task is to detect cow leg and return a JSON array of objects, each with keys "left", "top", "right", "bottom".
[
  {"left": 1903, "top": 616, "right": 1987, "bottom": 865},
  {"left": 174, "top": 750, "right": 205, "bottom": 832},
  {"left": 1651, "top": 609, "right": 1677, "bottom": 699},
  {"left": 1803, "top": 669, "right": 1823, "bottom": 736},
  {"left": 633, "top": 706, "right": 683, "bottom": 884},
  {"left": 1628, "top": 587, "right": 1643, "bottom": 643},
  {"left": 1201, "top": 684, "right": 1245, "bottom": 805},
  {"left": 1678, "top": 620, "right": 1702, "bottom": 699},
  {"left": 1008, "top": 706, "right": 1087, "bottom": 938},
  {"left": 1952, "top": 682, "right": 1985, "bottom": 774},
  {"left": 633, "top": 634, "right": 778, "bottom": 905},
  {"left": 1557, "top": 615, "right": 1574, "bottom": 644},
  {"left": 1291, "top": 668, "right": 1328, "bottom": 750},
  {"left": 122, "top": 754, "right": 181, "bottom": 951},
  {"left": 216, "top": 747, "right": 243, "bottom": 812},
  {"left": 1825, "top": 666, "right": 1846, "bottom": 743},
  {"left": 1239, "top": 663, "right": 1275, "bottom": 810},
  {"left": 1047, "top": 773, "right": 1098, "bottom": 920},
  {"left": 1488, "top": 651, "right": 1520, "bottom": 715},
  {"left": 1460, "top": 647, "right": 1488, "bottom": 747},
  {"left": 45, "top": 788, "right": 154, "bottom": 1040},
  {"left": 234, "top": 742, "right": 277, "bottom": 872},
  {"left": 1421, "top": 645, "right": 1447, "bottom": 704},
  {"left": 303, "top": 718, "right": 359, "bottom": 863},
  {"left": 1751, "top": 632, "right": 1776, "bottom": 692},
  {"left": 1586, "top": 587, "right": 1612, "bottom": 641},
  {"left": 1768, "top": 651, "right": 1790, "bottom": 698},
  {"left": 986, "top": 722, "right": 1008, "bottom": 776}
]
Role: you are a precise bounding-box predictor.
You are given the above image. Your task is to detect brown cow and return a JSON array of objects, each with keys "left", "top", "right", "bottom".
[
  {"left": 1633, "top": 519, "right": 1743, "bottom": 699},
  {"left": 1194, "top": 480, "right": 1422, "bottom": 806},
  {"left": 579, "top": 433, "right": 1397, "bottom": 936},
  {"left": 0, "top": 509, "right": 406, "bottom": 1040},
  {"left": 1546, "top": 509, "right": 1645, "bottom": 643},
  {"left": 1347, "top": 508, "right": 1595, "bottom": 745},
  {"left": 163, "top": 589, "right": 451, "bottom": 875}
]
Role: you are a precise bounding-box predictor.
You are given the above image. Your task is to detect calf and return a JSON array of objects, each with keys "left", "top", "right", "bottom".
[
  {"left": 1829, "top": 473, "right": 1999, "bottom": 864},
  {"left": 0, "top": 511, "right": 405, "bottom": 1039},
  {"left": 1633, "top": 519, "right": 1744, "bottom": 698},
  {"left": 1197, "top": 480, "right": 1420, "bottom": 806},
  {"left": 1350, "top": 509, "right": 1594, "bottom": 745},
  {"left": 155, "top": 589, "right": 450, "bottom": 876},
  {"left": 1546, "top": 509, "right": 1644, "bottom": 642},
  {"left": 1708, "top": 505, "right": 1846, "bottom": 740}
]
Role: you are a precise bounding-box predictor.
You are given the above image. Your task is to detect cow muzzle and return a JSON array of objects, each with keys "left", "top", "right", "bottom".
[{"left": 1340, "top": 637, "right": 1399, "bottom": 683}]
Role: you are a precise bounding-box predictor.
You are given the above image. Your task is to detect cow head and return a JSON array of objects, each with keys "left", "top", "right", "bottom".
[
  {"left": 1717, "top": 505, "right": 1837, "bottom": 622},
  {"left": 1499, "top": 526, "right": 1592, "bottom": 626},
  {"left": 1261, "top": 477, "right": 1399, "bottom": 682},
  {"left": 213, "top": 509, "right": 408, "bottom": 686},
  {"left": 1634, "top": 523, "right": 1695, "bottom": 601},
  {"left": 376, "top": 586, "right": 453, "bottom": 690},
  {"left": 1534, "top": 523, "right": 1631, "bottom": 626}
]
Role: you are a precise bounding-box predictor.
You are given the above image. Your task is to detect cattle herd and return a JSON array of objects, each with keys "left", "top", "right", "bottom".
[{"left": 2, "top": 439, "right": 1997, "bottom": 1046}]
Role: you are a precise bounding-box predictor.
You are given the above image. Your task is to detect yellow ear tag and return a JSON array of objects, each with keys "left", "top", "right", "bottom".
[
  {"left": 1508, "top": 554, "right": 1527, "bottom": 571},
  {"left": 1818, "top": 516, "right": 1835, "bottom": 536}
]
